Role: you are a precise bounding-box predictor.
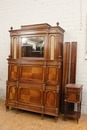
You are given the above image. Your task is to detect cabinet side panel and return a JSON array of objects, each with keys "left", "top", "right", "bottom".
[
  {"left": 61, "top": 42, "right": 70, "bottom": 113},
  {"left": 70, "top": 42, "right": 77, "bottom": 83}
]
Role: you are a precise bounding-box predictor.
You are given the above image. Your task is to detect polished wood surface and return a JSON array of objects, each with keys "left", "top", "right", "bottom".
[
  {"left": 70, "top": 42, "right": 77, "bottom": 83},
  {"left": 61, "top": 42, "right": 70, "bottom": 113},
  {"left": 64, "top": 84, "right": 83, "bottom": 123},
  {"left": 9, "top": 23, "right": 64, "bottom": 60},
  {"left": 6, "top": 59, "right": 61, "bottom": 119},
  {"left": 5, "top": 23, "right": 64, "bottom": 121}
]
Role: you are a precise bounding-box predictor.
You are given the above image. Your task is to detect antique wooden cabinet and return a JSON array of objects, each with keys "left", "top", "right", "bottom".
[
  {"left": 5, "top": 23, "right": 65, "bottom": 120},
  {"left": 64, "top": 84, "right": 83, "bottom": 123}
]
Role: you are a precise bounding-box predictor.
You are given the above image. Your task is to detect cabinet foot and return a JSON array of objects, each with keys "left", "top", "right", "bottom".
[
  {"left": 15, "top": 108, "right": 18, "bottom": 114},
  {"left": 11, "top": 107, "right": 15, "bottom": 110},
  {"left": 77, "top": 118, "right": 79, "bottom": 124},
  {"left": 41, "top": 114, "right": 44, "bottom": 120},
  {"left": 64, "top": 116, "right": 66, "bottom": 121},
  {"left": 6, "top": 106, "right": 9, "bottom": 111},
  {"left": 55, "top": 116, "right": 58, "bottom": 122}
]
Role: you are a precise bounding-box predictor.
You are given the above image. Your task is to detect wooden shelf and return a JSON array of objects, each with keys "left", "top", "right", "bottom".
[
  {"left": 65, "top": 111, "right": 80, "bottom": 118},
  {"left": 64, "top": 84, "right": 83, "bottom": 123}
]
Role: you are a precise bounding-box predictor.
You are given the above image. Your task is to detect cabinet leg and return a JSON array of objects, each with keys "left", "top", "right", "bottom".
[
  {"left": 55, "top": 116, "right": 58, "bottom": 122},
  {"left": 41, "top": 114, "right": 44, "bottom": 120},
  {"left": 79, "top": 102, "right": 81, "bottom": 118},
  {"left": 10, "top": 107, "right": 14, "bottom": 110},
  {"left": 77, "top": 103, "right": 79, "bottom": 124},
  {"left": 64, "top": 102, "right": 67, "bottom": 121},
  {"left": 6, "top": 106, "right": 9, "bottom": 111},
  {"left": 64, "top": 115, "right": 66, "bottom": 121},
  {"left": 15, "top": 108, "right": 18, "bottom": 114}
]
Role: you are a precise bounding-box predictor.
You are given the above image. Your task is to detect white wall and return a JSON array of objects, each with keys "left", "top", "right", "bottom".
[{"left": 0, "top": 0, "right": 87, "bottom": 114}]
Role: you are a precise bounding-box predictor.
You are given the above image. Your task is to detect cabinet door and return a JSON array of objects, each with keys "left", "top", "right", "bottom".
[
  {"left": 46, "top": 60, "right": 61, "bottom": 86},
  {"left": 19, "top": 60, "right": 46, "bottom": 84},
  {"left": 44, "top": 85, "right": 59, "bottom": 116},
  {"left": 6, "top": 81, "right": 17, "bottom": 106},
  {"left": 65, "top": 91, "right": 79, "bottom": 102},
  {"left": 17, "top": 83, "right": 44, "bottom": 113},
  {"left": 8, "top": 61, "right": 19, "bottom": 82}
]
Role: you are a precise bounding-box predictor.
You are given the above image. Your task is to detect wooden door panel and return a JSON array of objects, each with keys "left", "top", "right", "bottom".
[
  {"left": 5, "top": 81, "right": 17, "bottom": 106},
  {"left": 45, "top": 90, "right": 56, "bottom": 107},
  {"left": 19, "top": 65, "right": 45, "bottom": 84},
  {"left": 6, "top": 81, "right": 17, "bottom": 100},
  {"left": 8, "top": 64, "right": 19, "bottom": 81},
  {"left": 18, "top": 83, "right": 43, "bottom": 106},
  {"left": 44, "top": 86, "right": 59, "bottom": 108},
  {"left": 65, "top": 92, "right": 78, "bottom": 102},
  {"left": 44, "top": 85, "right": 59, "bottom": 116},
  {"left": 46, "top": 66, "right": 58, "bottom": 85}
]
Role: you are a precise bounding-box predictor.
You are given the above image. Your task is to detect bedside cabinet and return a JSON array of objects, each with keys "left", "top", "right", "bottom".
[{"left": 64, "top": 84, "right": 83, "bottom": 123}]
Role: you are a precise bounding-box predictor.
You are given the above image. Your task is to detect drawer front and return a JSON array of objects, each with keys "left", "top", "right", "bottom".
[
  {"left": 65, "top": 92, "right": 79, "bottom": 102},
  {"left": 19, "top": 65, "right": 45, "bottom": 84},
  {"left": 65, "top": 88, "right": 80, "bottom": 92}
]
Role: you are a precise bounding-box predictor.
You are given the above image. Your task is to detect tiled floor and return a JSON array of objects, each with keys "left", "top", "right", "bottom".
[{"left": 0, "top": 99, "right": 87, "bottom": 130}]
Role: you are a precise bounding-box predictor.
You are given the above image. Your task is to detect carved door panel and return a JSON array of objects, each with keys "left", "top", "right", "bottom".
[
  {"left": 8, "top": 61, "right": 19, "bottom": 82},
  {"left": 46, "top": 60, "right": 60, "bottom": 86},
  {"left": 17, "top": 83, "right": 44, "bottom": 113},
  {"left": 19, "top": 60, "right": 46, "bottom": 84},
  {"left": 6, "top": 81, "right": 17, "bottom": 106},
  {"left": 44, "top": 85, "right": 59, "bottom": 116}
]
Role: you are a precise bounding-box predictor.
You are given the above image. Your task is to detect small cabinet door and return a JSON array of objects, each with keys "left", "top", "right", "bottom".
[
  {"left": 17, "top": 83, "right": 44, "bottom": 113},
  {"left": 8, "top": 61, "right": 19, "bottom": 82},
  {"left": 46, "top": 60, "right": 62, "bottom": 86},
  {"left": 65, "top": 91, "right": 79, "bottom": 102},
  {"left": 44, "top": 85, "right": 59, "bottom": 116},
  {"left": 6, "top": 81, "right": 17, "bottom": 106}
]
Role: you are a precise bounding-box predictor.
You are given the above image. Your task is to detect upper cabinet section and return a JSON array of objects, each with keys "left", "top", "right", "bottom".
[{"left": 9, "top": 23, "right": 65, "bottom": 60}]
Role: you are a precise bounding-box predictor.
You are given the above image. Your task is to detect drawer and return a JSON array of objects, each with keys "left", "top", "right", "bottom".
[
  {"left": 65, "top": 88, "right": 80, "bottom": 92},
  {"left": 65, "top": 92, "right": 79, "bottom": 102}
]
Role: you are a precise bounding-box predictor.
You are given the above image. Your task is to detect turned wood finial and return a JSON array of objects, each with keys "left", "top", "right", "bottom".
[
  {"left": 56, "top": 22, "right": 59, "bottom": 26},
  {"left": 10, "top": 26, "right": 13, "bottom": 30},
  {"left": 8, "top": 55, "right": 12, "bottom": 59}
]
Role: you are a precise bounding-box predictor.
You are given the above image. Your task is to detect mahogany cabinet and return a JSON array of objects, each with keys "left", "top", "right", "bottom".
[
  {"left": 64, "top": 84, "right": 83, "bottom": 123},
  {"left": 5, "top": 23, "right": 65, "bottom": 120}
]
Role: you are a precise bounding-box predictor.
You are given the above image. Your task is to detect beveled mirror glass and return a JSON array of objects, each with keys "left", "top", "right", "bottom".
[{"left": 21, "top": 36, "right": 44, "bottom": 57}]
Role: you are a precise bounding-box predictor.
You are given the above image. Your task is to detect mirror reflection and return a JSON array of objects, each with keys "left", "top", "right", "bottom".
[{"left": 22, "top": 37, "right": 44, "bottom": 57}]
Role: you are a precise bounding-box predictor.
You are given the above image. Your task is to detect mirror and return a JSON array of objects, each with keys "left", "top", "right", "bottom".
[{"left": 21, "top": 36, "right": 44, "bottom": 57}]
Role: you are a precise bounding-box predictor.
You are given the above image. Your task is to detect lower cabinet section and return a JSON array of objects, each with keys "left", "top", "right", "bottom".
[
  {"left": 44, "top": 85, "right": 59, "bottom": 117},
  {"left": 5, "top": 81, "right": 60, "bottom": 121},
  {"left": 5, "top": 81, "right": 17, "bottom": 107}
]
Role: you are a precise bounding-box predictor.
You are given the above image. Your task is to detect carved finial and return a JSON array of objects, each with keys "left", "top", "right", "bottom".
[
  {"left": 56, "top": 22, "right": 59, "bottom": 26},
  {"left": 8, "top": 55, "right": 12, "bottom": 59},
  {"left": 10, "top": 26, "right": 13, "bottom": 30}
]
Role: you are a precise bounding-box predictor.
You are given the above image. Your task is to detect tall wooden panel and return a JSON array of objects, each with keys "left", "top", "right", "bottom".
[
  {"left": 61, "top": 42, "right": 70, "bottom": 113},
  {"left": 66, "top": 42, "right": 77, "bottom": 113},
  {"left": 70, "top": 42, "right": 77, "bottom": 83}
]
